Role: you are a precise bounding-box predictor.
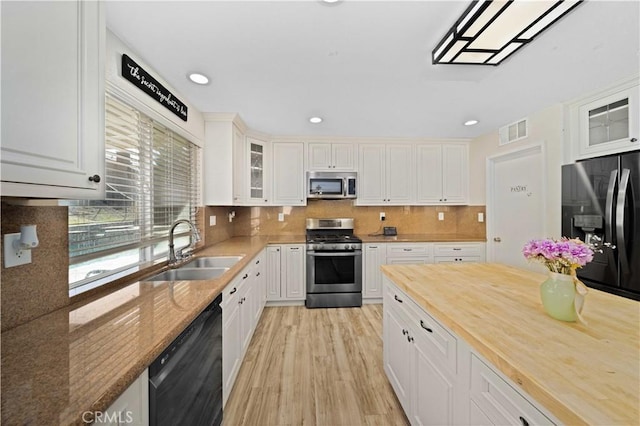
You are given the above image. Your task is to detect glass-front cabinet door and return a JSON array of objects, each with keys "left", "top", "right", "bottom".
[
  {"left": 578, "top": 86, "right": 639, "bottom": 158},
  {"left": 247, "top": 137, "right": 270, "bottom": 204}
]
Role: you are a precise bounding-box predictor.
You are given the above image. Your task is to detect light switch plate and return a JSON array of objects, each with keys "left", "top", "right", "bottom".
[
  {"left": 4, "top": 233, "right": 31, "bottom": 268},
  {"left": 209, "top": 215, "right": 216, "bottom": 226},
  {"left": 380, "top": 212, "right": 386, "bottom": 221},
  {"left": 278, "top": 213, "right": 285, "bottom": 222},
  {"left": 478, "top": 212, "right": 484, "bottom": 223},
  {"left": 438, "top": 212, "right": 445, "bottom": 221}
]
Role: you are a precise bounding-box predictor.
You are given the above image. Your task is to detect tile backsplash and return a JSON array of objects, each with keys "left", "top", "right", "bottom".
[
  {"left": 1, "top": 202, "right": 70, "bottom": 331},
  {"left": 1, "top": 200, "right": 485, "bottom": 331},
  {"left": 228, "top": 200, "right": 486, "bottom": 238}
]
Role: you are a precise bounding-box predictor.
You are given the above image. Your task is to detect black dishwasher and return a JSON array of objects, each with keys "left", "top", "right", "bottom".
[{"left": 149, "top": 294, "right": 223, "bottom": 426}]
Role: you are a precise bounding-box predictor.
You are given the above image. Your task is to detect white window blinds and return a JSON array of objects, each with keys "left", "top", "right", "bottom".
[{"left": 68, "top": 93, "right": 200, "bottom": 290}]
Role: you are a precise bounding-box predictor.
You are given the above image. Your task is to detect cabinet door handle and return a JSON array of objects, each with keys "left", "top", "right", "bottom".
[
  {"left": 407, "top": 335, "right": 414, "bottom": 343},
  {"left": 631, "top": 137, "right": 638, "bottom": 143},
  {"left": 256, "top": 272, "right": 261, "bottom": 277},
  {"left": 519, "top": 416, "right": 530, "bottom": 426},
  {"left": 403, "top": 248, "right": 412, "bottom": 252},
  {"left": 88, "top": 174, "right": 101, "bottom": 183},
  {"left": 369, "top": 246, "right": 378, "bottom": 249},
  {"left": 256, "top": 260, "right": 260, "bottom": 264},
  {"left": 402, "top": 329, "right": 408, "bottom": 335},
  {"left": 453, "top": 248, "right": 462, "bottom": 251},
  {"left": 229, "top": 287, "right": 237, "bottom": 295},
  {"left": 394, "top": 295, "right": 403, "bottom": 303},
  {"left": 243, "top": 274, "right": 248, "bottom": 279},
  {"left": 420, "top": 320, "right": 433, "bottom": 333}
]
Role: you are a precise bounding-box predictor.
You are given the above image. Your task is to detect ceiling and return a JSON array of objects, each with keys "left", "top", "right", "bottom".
[{"left": 106, "top": 1, "right": 640, "bottom": 140}]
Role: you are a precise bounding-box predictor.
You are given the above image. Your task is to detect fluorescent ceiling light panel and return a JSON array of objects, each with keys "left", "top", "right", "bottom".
[{"left": 432, "top": 0, "right": 582, "bottom": 66}]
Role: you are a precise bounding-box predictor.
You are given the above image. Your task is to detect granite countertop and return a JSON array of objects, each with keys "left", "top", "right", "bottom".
[
  {"left": 359, "top": 233, "right": 486, "bottom": 243},
  {"left": 381, "top": 263, "right": 640, "bottom": 425},
  {"left": 1, "top": 233, "right": 483, "bottom": 425},
  {"left": 1, "top": 236, "right": 269, "bottom": 425}
]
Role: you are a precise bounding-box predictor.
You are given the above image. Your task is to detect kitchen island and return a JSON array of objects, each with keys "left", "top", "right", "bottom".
[{"left": 381, "top": 263, "right": 639, "bottom": 425}]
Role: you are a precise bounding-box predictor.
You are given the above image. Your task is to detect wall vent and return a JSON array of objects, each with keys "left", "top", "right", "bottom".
[{"left": 499, "top": 118, "right": 528, "bottom": 145}]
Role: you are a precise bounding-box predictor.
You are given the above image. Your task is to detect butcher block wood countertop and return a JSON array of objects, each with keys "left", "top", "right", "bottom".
[{"left": 381, "top": 263, "right": 640, "bottom": 426}]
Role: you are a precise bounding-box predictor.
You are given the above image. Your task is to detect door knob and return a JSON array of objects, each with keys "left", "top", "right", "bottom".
[{"left": 493, "top": 237, "right": 502, "bottom": 242}]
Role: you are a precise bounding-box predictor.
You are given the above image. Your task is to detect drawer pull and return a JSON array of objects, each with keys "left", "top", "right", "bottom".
[
  {"left": 229, "top": 287, "right": 237, "bottom": 295},
  {"left": 453, "top": 248, "right": 462, "bottom": 251},
  {"left": 519, "top": 416, "right": 530, "bottom": 426},
  {"left": 402, "top": 329, "right": 408, "bottom": 336},
  {"left": 403, "top": 248, "right": 412, "bottom": 251},
  {"left": 243, "top": 274, "right": 249, "bottom": 279},
  {"left": 256, "top": 272, "right": 261, "bottom": 277},
  {"left": 394, "top": 295, "right": 403, "bottom": 303},
  {"left": 407, "top": 335, "right": 414, "bottom": 343},
  {"left": 420, "top": 320, "right": 433, "bottom": 333}
]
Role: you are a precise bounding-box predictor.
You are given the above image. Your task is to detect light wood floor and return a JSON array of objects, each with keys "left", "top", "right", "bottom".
[{"left": 224, "top": 305, "right": 409, "bottom": 426}]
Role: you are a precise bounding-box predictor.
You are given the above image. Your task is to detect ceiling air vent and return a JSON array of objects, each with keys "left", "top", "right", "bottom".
[{"left": 499, "top": 118, "right": 528, "bottom": 145}]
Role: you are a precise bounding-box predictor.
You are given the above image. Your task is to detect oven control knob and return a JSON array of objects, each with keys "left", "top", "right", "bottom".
[
  {"left": 345, "top": 244, "right": 351, "bottom": 250},
  {"left": 314, "top": 244, "right": 320, "bottom": 250},
  {"left": 331, "top": 244, "right": 337, "bottom": 250}
]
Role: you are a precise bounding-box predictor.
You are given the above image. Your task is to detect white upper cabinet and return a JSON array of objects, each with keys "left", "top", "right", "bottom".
[
  {"left": 203, "top": 117, "right": 246, "bottom": 205},
  {"left": 577, "top": 85, "right": 639, "bottom": 158},
  {"left": 246, "top": 136, "right": 270, "bottom": 205},
  {"left": 272, "top": 142, "right": 306, "bottom": 206},
  {"left": 416, "top": 143, "right": 468, "bottom": 205},
  {"left": 308, "top": 142, "right": 355, "bottom": 171},
  {"left": 1, "top": 1, "right": 105, "bottom": 199},
  {"left": 358, "top": 144, "right": 414, "bottom": 205}
]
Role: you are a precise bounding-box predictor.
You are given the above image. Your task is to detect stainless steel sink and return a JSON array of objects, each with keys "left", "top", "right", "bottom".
[
  {"left": 182, "top": 256, "right": 243, "bottom": 269},
  {"left": 146, "top": 267, "right": 229, "bottom": 282}
]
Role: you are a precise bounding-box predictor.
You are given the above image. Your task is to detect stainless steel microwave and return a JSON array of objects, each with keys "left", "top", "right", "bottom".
[{"left": 307, "top": 171, "right": 357, "bottom": 199}]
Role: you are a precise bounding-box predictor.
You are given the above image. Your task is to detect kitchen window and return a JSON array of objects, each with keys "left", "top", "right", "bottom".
[{"left": 67, "top": 93, "right": 201, "bottom": 295}]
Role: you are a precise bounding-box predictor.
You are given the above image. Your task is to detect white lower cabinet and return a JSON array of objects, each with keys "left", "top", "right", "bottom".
[
  {"left": 363, "top": 244, "right": 386, "bottom": 298},
  {"left": 384, "top": 281, "right": 456, "bottom": 425},
  {"left": 266, "top": 244, "right": 306, "bottom": 302},
  {"left": 222, "top": 250, "right": 267, "bottom": 406},
  {"left": 433, "top": 242, "right": 486, "bottom": 263},
  {"left": 413, "top": 335, "right": 455, "bottom": 426},
  {"left": 383, "top": 277, "right": 556, "bottom": 426},
  {"left": 470, "top": 354, "right": 554, "bottom": 426},
  {"left": 386, "top": 243, "right": 433, "bottom": 264},
  {"left": 101, "top": 369, "right": 149, "bottom": 426}
]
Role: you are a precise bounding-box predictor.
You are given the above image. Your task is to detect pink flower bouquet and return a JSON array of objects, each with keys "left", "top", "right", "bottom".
[{"left": 522, "top": 238, "right": 594, "bottom": 275}]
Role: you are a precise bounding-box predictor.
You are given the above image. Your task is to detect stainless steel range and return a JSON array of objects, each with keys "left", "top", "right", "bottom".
[{"left": 306, "top": 218, "right": 362, "bottom": 308}]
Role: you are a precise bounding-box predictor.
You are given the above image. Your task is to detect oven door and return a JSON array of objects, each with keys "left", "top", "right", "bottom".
[{"left": 306, "top": 250, "right": 362, "bottom": 293}]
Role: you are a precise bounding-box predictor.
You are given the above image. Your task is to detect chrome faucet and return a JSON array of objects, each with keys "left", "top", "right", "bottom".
[{"left": 168, "top": 219, "right": 201, "bottom": 267}]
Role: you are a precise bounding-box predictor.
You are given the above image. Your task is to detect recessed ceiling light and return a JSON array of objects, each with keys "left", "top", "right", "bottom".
[
  {"left": 188, "top": 73, "right": 209, "bottom": 85},
  {"left": 464, "top": 120, "right": 479, "bottom": 126},
  {"left": 309, "top": 117, "right": 323, "bottom": 124},
  {"left": 322, "top": 0, "right": 341, "bottom": 4}
]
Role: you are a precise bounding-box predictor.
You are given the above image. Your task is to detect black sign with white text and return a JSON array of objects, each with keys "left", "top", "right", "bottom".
[{"left": 121, "top": 54, "right": 188, "bottom": 121}]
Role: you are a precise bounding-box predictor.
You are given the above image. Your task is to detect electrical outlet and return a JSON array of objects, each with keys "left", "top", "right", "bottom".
[
  {"left": 478, "top": 212, "right": 484, "bottom": 223},
  {"left": 278, "top": 213, "right": 285, "bottom": 222},
  {"left": 438, "top": 212, "right": 445, "bottom": 221},
  {"left": 209, "top": 215, "right": 216, "bottom": 226},
  {"left": 380, "top": 212, "right": 386, "bottom": 221}
]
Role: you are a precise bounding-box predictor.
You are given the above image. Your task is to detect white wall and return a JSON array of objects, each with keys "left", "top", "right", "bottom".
[
  {"left": 105, "top": 30, "right": 205, "bottom": 145},
  {"left": 469, "top": 104, "right": 564, "bottom": 238}
]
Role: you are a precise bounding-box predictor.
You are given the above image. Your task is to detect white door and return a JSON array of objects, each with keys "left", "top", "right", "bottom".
[{"left": 487, "top": 144, "right": 546, "bottom": 271}]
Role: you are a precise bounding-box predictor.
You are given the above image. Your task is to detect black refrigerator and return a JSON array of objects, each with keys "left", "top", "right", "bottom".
[{"left": 562, "top": 150, "right": 640, "bottom": 300}]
